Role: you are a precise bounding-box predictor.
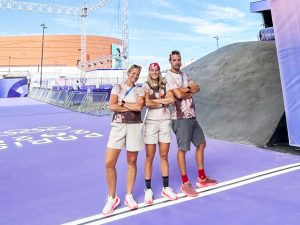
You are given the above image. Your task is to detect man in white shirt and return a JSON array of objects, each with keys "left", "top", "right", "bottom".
[{"left": 165, "top": 50, "right": 217, "bottom": 197}]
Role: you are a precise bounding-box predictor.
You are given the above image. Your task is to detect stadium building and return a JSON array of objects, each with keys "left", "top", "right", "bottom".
[{"left": 0, "top": 34, "right": 124, "bottom": 87}]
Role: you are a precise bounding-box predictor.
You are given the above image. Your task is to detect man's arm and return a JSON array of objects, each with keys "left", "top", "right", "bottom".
[
  {"left": 172, "top": 88, "right": 194, "bottom": 99},
  {"left": 172, "top": 82, "right": 200, "bottom": 99},
  {"left": 188, "top": 82, "right": 200, "bottom": 93}
]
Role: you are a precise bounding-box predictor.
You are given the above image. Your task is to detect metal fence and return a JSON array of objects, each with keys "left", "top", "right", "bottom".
[{"left": 28, "top": 87, "right": 110, "bottom": 116}]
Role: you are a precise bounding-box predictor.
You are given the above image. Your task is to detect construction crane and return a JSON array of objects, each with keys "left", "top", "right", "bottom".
[{"left": 0, "top": 0, "right": 128, "bottom": 72}]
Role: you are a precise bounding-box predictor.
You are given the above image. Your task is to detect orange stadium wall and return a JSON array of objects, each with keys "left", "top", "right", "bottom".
[{"left": 0, "top": 35, "right": 121, "bottom": 68}]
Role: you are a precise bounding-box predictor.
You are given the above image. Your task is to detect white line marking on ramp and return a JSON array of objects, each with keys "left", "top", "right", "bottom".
[{"left": 62, "top": 162, "right": 300, "bottom": 225}]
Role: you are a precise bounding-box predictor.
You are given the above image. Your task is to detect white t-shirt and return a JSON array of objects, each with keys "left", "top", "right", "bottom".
[
  {"left": 165, "top": 70, "right": 196, "bottom": 119},
  {"left": 142, "top": 82, "right": 171, "bottom": 121},
  {"left": 111, "top": 83, "right": 145, "bottom": 123}
]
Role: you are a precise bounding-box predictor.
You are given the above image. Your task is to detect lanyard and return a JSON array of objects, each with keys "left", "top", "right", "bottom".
[
  {"left": 181, "top": 73, "right": 185, "bottom": 87},
  {"left": 123, "top": 85, "right": 135, "bottom": 100}
]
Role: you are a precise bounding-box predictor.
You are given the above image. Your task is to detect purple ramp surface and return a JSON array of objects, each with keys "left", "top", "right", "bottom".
[{"left": 0, "top": 98, "right": 299, "bottom": 225}]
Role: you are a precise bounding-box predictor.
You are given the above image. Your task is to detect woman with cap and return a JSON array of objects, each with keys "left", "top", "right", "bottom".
[
  {"left": 142, "top": 62, "right": 177, "bottom": 205},
  {"left": 102, "top": 64, "right": 145, "bottom": 216}
]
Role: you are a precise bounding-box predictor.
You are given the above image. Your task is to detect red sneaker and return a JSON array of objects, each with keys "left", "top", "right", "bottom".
[
  {"left": 196, "top": 177, "right": 217, "bottom": 188},
  {"left": 181, "top": 181, "right": 198, "bottom": 197}
]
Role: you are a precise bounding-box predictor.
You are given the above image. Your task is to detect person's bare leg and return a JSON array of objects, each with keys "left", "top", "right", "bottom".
[
  {"left": 126, "top": 151, "right": 138, "bottom": 193},
  {"left": 159, "top": 142, "right": 170, "bottom": 177},
  {"left": 105, "top": 148, "right": 121, "bottom": 197},
  {"left": 144, "top": 144, "right": 156, "bottom": 180},
  {"left": 195, "top": 142, "right": 206, "bottom": 169},
  {"left": 177, "top": 149, "right": 187, "bottom": 176}
]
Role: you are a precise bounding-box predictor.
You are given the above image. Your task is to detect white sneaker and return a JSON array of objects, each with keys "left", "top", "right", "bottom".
[
  {"left": 144, "top": 189, "right": 154, "bottom": 205},
  {"left": 102, "top": 195, "right": 120, "bottom": 216},
  {"left": 161, "top": 187, "right": 177, "bottom": 200},
  {"left": 124, "top": 193, "right": 138, "bottom": 210}
]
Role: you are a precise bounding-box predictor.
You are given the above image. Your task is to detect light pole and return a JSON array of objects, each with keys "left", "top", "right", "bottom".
[
  {"left": 40, "top": 23, "right": 47, "bottom": 87},
  {"left": 213, "top": 36, "right": 219, "bottom": 49},
  {"left": 8, "top": 56, "right": 11, "bottom": 76}
]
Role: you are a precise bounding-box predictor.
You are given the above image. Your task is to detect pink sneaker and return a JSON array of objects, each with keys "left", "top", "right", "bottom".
[
  {"left": 181, "top": 181, "right": 198, "bottom": 197},
  {"left": 124, "top": 193, "right": 138, "bottom": 210},
  {"left": 102, "top": 195, "right": 120, "bottom": 216},
  {"left": 144, "top": 189, "right": 153, "bottom": 205},
  {"left": 196, "top": 177, "right": 217, "bottom": 188},
  {"left": 161, "top": 187, "right": 177, "bottom": 200}
]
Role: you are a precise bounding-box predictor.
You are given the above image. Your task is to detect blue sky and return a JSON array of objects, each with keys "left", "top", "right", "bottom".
[{"left": 0, "top": 0, "right": 262, "bottom": 70}]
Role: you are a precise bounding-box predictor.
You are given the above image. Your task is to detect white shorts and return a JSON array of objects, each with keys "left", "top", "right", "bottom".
[
  {"left": 144, "top": 119, "right": 172, "bottom": 144},
  {"left": 107, "top": 122, "right": 144, "bottom": 152}
]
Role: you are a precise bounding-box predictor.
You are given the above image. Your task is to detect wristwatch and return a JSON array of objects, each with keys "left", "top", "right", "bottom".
[{"left": 121, "top": 100, "right": 125, "bottom": 107}]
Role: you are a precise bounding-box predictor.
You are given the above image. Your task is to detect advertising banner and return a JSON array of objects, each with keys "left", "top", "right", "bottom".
[
  {"left": 270, "top": 0, "right": 300, "bottom": 146},
  {"left": 112, "top": 44, "right": 122, "bottom": 69},
  {"left": 0, "top": 78, "right": 28, "bottom": 98}
]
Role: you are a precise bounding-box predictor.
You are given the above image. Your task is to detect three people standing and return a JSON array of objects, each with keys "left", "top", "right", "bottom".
[{"left": 102, "top": 51, "right": 217, "bottom": 215}]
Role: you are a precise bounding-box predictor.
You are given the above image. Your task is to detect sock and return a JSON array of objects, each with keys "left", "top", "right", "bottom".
[
  {"left": 162, "top": 176, "right": 169, "bottom": 188},
  {"left": 198, "top": 169, "right": 207, "bottom": 180},
  {"left": 181, "top": 174, "right": 189, "bottom": 184},
  {"left": 145, "top": 179, "right": 151, "bottom": 189}
]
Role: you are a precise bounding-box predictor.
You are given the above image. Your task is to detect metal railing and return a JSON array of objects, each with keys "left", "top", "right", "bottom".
[{"left": 28, "top": 87, "right": 110, "bottom": 116}]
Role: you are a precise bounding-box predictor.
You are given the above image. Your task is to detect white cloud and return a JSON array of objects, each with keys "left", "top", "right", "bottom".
[
  {"left": 149, "top": 12, "right": 244, "bottom": 37},
  {"left": 151, "top": 12, "right": 205, "bottom": 25},
  {"left": 54, "top": 17, "right": 78, "bottom": 29},
  {"left": 0, "top": 32, "right": 41, "bottom": 36},
  {"left": 130, "top": 0, "right": 180, "bottom": 16},
  {"left": 130, "top": 28, "right": 207, "bottom": 42},
  {"left": 149, "top": 0, "right": 178, "bottom": 11},
  {"left": 0, "top": 31, "right": 11, "bottom": 35},
  {"left": 193, "top": 22, "right": 245, "bottom": 36},
  {"left": 129, "top": 55, "right": 170, "bottom": 71},
  {"left": 131, "top": 55, "right": 165, "bottom": 61},
  {"left": 205, "top": 4, "right": 245, "bottom": 20}
]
